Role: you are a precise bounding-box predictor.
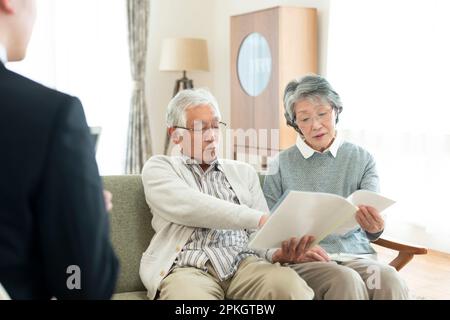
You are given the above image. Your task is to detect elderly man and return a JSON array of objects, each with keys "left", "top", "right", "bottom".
[{"left": 140, "top": 88, "right": 316, "bottom": 300}]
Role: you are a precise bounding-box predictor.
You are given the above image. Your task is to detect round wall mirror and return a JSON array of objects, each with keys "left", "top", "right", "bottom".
[{"left": 237, "top": 32, "right": 272, "bottom": 97}]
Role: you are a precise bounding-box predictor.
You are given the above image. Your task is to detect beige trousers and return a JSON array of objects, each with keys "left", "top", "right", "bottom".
[
  {"left": 290, "top": 258, "right": 410, "bottom": 300},
  {"left": 158, "top": 256, "right": 314, "bottom": 300}
]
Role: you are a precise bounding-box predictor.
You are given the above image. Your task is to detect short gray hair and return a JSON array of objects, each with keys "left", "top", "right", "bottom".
[
  {"left": 166, "top": 88, "right": 222, "bottom": 127},
  {"left": 283, "top": 74, "right": 343, "bottom": 132}
]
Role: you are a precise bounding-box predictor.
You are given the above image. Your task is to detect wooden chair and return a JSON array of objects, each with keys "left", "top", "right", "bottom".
[{"left": 372, "top": 237, "right": 427, "bottom": 271}]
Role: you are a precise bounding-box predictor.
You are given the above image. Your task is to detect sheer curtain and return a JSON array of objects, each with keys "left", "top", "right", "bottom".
[
  {"left": 327, "top": 0, "right": 450, "bottom": 252},
  {"left": 8, "top": 0, "right": 131, "bottom": 175},
  {"left": 125, "top": 0, "right": 152, "bottom": 174}
]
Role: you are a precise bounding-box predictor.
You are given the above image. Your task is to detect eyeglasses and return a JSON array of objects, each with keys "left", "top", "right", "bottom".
[
  {"left": 296, "top": 109, "right": 334, "bottom": 127},
  {"left": 174, "top": 121, "right": 227, "bottom": 134}
]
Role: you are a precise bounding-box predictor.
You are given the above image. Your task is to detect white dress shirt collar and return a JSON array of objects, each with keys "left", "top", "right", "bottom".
[
  {"left": 0, "top": 42, "right": 8, "bottom": 64},
  {"left": 296, "top": 132, "right": 342, "bottom": 159}
]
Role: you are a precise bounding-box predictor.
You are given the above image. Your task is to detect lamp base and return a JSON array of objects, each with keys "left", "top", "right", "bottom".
[{"left": 173, "top": 71, "right": 194, "bottom": 97}]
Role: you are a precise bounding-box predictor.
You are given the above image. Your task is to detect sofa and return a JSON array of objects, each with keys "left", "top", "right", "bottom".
[
  {"left": 103, "top": 174, "right": 427, "bottom": 300},
  {"left": 103, "top": 175, "right": 152, "bottom": 300}
]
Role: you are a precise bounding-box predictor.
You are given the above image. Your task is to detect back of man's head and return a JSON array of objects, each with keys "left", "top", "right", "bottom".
[{"left": 0, "top": 0, "right": 36, "bottom": 62}]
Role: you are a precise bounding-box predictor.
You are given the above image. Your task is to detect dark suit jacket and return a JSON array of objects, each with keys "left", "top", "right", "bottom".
[{"left": 0, "top": 62, "right": 119, "bottom": 299}]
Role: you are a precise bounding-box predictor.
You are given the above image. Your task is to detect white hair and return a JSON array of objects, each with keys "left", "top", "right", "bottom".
[
  {"left": 166, "top": 88, "right": 222, "bottom": 128},
  {"left": 284, "top": 74, "right": 343, "bottom": 127}
]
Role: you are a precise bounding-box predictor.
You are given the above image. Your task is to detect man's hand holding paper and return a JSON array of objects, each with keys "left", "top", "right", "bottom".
[{"left": 271, "top": 236, "right": 330, "bottom": 264}]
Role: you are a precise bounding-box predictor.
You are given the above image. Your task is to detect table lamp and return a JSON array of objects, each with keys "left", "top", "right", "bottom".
[{"left": 159, "top": 38, "right": 209, "bottom": 96}]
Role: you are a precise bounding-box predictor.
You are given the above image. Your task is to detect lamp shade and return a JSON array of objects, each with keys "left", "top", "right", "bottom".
[{"left": 159, "top": 38, "right": 209, "bottom": 72}]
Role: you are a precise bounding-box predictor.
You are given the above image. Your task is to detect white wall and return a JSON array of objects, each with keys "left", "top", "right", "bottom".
[
  {"left": 147, "top": 0, "right": 330, "bottom": 155},
  {"left": 147, "top": 0, "right": 215, "bottom": 155}
]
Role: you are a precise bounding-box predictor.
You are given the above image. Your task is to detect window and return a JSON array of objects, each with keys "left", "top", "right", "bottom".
[
  {"left": 8, "top": 0, "right": 131, "bottom": 175},
  {"left": 328, "top": 0, "right": 450, "bottom": 251}
]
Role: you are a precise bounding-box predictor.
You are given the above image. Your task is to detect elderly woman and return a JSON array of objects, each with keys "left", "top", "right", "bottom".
[{"left": 263, "top": 74, "right": 409, "bottom": 300}]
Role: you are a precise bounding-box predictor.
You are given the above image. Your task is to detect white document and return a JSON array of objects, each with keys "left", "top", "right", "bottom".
[
  {"left": 0, "top": 282, "right": 11, "bottom": 300},
  {"left": 248, "top": 190, "right": 395, "bottom": 250}
]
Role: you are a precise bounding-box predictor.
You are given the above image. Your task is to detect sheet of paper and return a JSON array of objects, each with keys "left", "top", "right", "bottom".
[
  {"left": 248, "top": 191, "right": 358, "bottom": 250},
  {"left": 347, "top": 189, "right": 396, "bottom": 211},
  {"left": 335, "top": 190, "right": 396, "bottom": 235},
  {"left": 328, "top": 252, "right": 377, "bottom": 262},
  {"left": 0, "top": 282, "right": 11, "bottom": 300}
]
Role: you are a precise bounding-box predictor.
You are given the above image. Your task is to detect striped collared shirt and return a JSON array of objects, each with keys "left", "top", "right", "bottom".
[{"left": 175, "top": 157, "right": 255, "bottom": 281}]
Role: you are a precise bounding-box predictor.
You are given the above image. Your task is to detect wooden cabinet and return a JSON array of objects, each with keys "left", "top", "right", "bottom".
[{"left": 230, "top": 6, "right": 317, "bottom": 164}]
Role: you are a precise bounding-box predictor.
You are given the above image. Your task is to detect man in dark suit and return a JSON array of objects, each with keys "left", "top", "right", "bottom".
[{"left": 0, "top": 0, "right": 119, "bottom": 299}]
